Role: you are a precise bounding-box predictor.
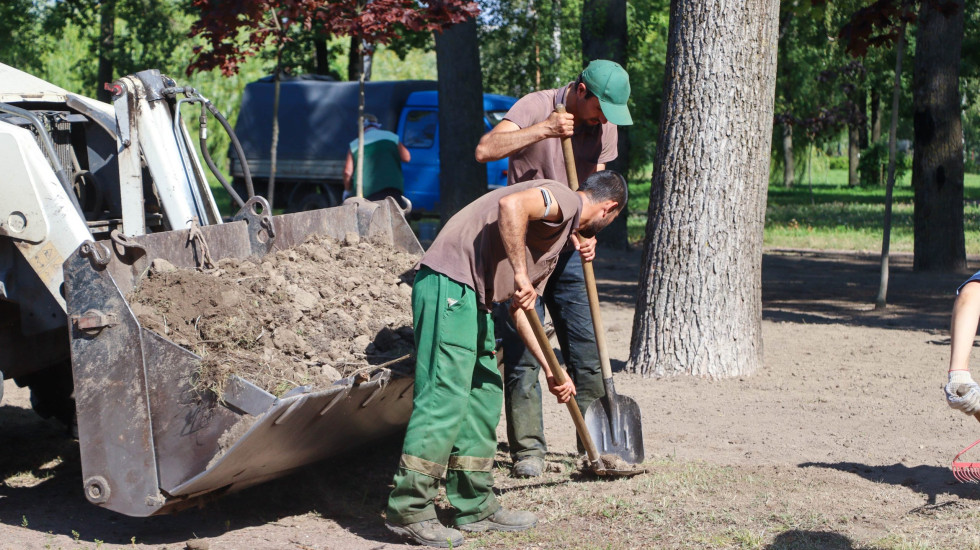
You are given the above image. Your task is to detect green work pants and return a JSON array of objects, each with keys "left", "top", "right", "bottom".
[{"left": 386, "top": 267, "right": 503, "bottom": 527}]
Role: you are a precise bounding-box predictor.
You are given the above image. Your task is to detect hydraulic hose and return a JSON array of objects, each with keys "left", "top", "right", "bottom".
[
  {"left": 162, "top": 86, "right": 255, "bottom": 205},
  {"left": 199, "top": 106, "right": 245, "bottom": 209},
  {"left": 205, "top": 101, "right": 255, "bottom": 199}
]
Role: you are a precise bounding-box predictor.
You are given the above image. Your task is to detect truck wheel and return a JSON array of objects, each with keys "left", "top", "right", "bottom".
[{"left": 18, "top": 363, "right": 76, "bottom": 429}]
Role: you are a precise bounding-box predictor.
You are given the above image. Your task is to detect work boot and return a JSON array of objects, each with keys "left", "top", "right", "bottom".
[
  {"left": 511, "top": 456, "right": 544, "bottom": 478},
  {"left": 457, "top": 508, "right": 538, "bottom": 533},
  {"left": 385, "top": 519, "right": 465, "bottom": 548}
]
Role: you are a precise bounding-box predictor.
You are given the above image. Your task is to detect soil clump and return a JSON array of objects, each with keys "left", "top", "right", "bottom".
[{"left": 127, "top": 233, "right": 418, "bottom": 396}]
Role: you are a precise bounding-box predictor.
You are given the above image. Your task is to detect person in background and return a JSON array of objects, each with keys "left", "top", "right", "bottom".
[
  {"left": 474, "top": 59, "right": 632, "bottom": 478},
  {"left": 343, "top": 113, "right": 411, "bottom": 205}
]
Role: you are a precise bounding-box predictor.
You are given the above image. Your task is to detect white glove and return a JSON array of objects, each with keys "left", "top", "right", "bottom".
[{"left": 945, "top": 370, "right": 980, "bottom": 415}]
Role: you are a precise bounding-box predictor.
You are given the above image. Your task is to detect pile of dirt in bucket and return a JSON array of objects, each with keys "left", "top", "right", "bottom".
[{"left": 127, "top": 233, "right": 418, "bottom": 397}]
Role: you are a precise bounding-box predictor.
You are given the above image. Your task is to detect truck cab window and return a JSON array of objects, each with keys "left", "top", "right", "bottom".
[
  {"left": 403, "top": 110, "right": 436, "bottom": 148},
  {"left": 486, "top": 110, "right": 509, "bottom": 127}
]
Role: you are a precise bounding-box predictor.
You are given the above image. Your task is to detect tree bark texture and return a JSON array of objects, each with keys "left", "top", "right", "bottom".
[
  {"left": 97, "top": 0, "right": 115, "bottom": 103},
  {"left": 912, "top": 0, "right": 965, "bottom": 272},
  {"left": 782, "top": 121, "right": 794, "bottom": 188},
  {"left": 435, "top": 18, "right": 487, "bottom": 221},
  {"left": 628, "top": 0, "right": 778, "bottom": 378},
  {"left": 581, "top": 0, "right": 630, "bottom": 249}
]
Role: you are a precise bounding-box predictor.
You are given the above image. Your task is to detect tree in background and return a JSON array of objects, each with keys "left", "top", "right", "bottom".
[
  {"left": 911, "top": 0, "right": 965, "bottom": 271},
  {"left": 625, "top": 0, "right": 669, "bottom": 177},
  {"left": 478, "top": 0, "right": 582, "bottom": 97},
  {"left": 629, "top": 0, "right": 780, "bottom": 377},
  {"left": 435, "top": 16, "right": 487, "bottom": 221},
  {"left": 580, "top": 0, "right": 629, "bottom": 249},
  {"left": 773, "top": 0, "right": 836, "bottom": 188}
]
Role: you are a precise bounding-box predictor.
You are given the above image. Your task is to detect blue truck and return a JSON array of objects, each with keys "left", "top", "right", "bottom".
[{"left": 231, "top": 76, "right": 517, "bottom": 215}]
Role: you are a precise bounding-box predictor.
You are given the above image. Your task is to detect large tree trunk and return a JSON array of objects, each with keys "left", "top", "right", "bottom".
[
  {"left": 848, "top": 123, "right": 860, "bottom": 187},
  {"left": 96, "top": 0, "right": 115, "bottom": 103},
  {"left": 581, "top": 0, "right": 630, "bottom": 249},
  {"left": 435, "top": 18, "right": 487, "bottom": 221},
  {"left": 782, "top": 122, "right": 794, "bottom": 188},
  {"left": 912, "top": 0, "right": 965, "bottom": 271},
  {"left": 628, "top": 0, "right": 778, "bottom": 378}
]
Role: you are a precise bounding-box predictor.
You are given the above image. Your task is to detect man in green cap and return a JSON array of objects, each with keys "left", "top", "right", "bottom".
[{"left": 475, "top": 59, "right": 632, "bottom": 478}]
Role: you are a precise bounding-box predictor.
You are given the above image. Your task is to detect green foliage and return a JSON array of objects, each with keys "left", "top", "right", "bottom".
[
  {"left": 858, "top": 140, "right": 909, "bottom": 186},
  {"left": 827, "top": 155, "right": 848, "bottom": 170},
  {"left": 478, "top": 0, "right": 583, "bottom": 97},
  {"left": 0, "top": 0, "right": 48, "bottom": 70},
  {"left": 625, "top": 0, "right": 669, "bottom": 178}
]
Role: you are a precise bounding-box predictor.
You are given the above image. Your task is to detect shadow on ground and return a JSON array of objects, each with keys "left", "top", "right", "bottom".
[
  {"left": 799, "top": 461, "right": 980, "bottom": 506},
  {"left": 597, "top": 247, "right": 969, "bottom": 333},
  {"left": 762, "top": 251, "right": 968, "bottom": 333},
  {"left": 765, "top": 529, "right": 856, "bottom": 549},
  {"left": 0, "top": 410, "right": 410, "bottom": 547}
]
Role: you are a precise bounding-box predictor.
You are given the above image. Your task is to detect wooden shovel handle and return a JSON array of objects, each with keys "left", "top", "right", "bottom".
[
  {"left": 524, "top": 307, "right": 603, "bottom": 466},
  {"left": 554, "top": 104, "right": 614, "bottom": 381},
  {"left": 555, "top": 104, "right": 579, "bottom": 192}
]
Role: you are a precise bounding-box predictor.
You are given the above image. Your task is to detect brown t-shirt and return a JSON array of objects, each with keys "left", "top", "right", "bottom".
[
  {"left": 420, "top": 180, "right": 582, "bottom": 310},
  {"left": 504, "top": 83, "right": 619, "bottom": 186}
]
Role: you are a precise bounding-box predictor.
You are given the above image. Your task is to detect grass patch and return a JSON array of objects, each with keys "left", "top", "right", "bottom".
[{"left": 625, "top": 169, "right": 980, "bottom": 253}]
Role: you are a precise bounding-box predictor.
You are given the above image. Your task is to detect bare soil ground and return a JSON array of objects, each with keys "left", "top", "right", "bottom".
[{"left": 4, "top": 248, "right": 980, "bottom": 549}]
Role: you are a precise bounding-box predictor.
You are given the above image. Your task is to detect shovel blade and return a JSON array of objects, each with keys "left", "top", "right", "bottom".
[{"left": 584, "top": 395, "right": 645, "bottom": 465}]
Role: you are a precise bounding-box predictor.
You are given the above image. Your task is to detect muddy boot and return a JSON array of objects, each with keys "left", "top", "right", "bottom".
[
  {"left": 457, "top": 508, "right": 538, "bottom": 533},
  {"left": 511, "top": 456, "right": 544, "bottom": 478},
  {"left": 385, "top": 519, "right": 465, "bottom": 548}
]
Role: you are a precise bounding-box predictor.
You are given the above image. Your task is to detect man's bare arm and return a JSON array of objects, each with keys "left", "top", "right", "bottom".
[
  {"left": 342, "top": 151, "right": 354, "bottom": 190},
  {"left": 475, "top": 112, "right": 575, "bottom": 163},
  {"left": 498, "top": 188, "right": 563, "bottom": 309}
]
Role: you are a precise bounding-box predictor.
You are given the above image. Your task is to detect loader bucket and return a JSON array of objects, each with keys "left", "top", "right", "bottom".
[{"left": 63, "top": 197, "right": 423, "bottom": 517}]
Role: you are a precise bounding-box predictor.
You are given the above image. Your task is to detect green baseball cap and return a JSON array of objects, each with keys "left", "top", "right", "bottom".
[{"left": 581, "top": 60, "right": 633, "bottom": 126}]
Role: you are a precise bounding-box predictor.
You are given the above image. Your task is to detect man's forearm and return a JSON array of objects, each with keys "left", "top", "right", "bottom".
[
  {"left": 498, "top": 196, "right": 530, "bottom": 277},
  {"left": 476, "top": 124, "right": 549, "bottom": 163}
]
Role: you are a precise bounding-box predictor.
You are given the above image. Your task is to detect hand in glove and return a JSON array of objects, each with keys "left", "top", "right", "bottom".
[{"left": 945, "top": 370, "right": 980, "bottom": 415}]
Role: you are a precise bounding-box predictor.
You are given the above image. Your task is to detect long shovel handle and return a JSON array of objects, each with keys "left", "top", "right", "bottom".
[
  {"left": 524, "top": 307, "right": 604, "bottom": 470},
  {"left": 554, "top": 104, "right": 613, "bottom": 381},
  {"left": 555, "top": 104, "right": 579, "bottom": 192},
  {"left": 555, "top": 105, "right": 621, "bottom": 442},
  {"left": 555, "top": 103, "right": 621, "bottom": 445}
]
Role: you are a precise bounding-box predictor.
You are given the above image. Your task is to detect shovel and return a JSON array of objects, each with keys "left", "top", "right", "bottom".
[
  {"left": 555, "top": 105, "right": 644, "bottom": 464},
  {"left": 522, "top": 307, "right": 641, "bottom": 477}
]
